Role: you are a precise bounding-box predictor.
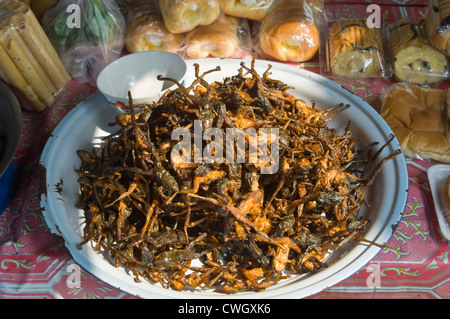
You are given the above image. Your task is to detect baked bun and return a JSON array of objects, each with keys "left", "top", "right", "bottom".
[
  {"left": 329, "top": 19, "right": 386, "bottom": 77},
  {"left": 158, "top": 0, "right": 221, "bottom": 34},
  {"left": 380, "top": 83, "right": 450, "bottom": 163},
  {"left": 389, "top": 18, "right": 449, "bottom": 85},
  {"left": 258, "top": 0, "right": 320, "bottom": 62},
  {"left": 126, "top": 0, "right": 183, "bottom": 53},
  {"left": 426, "top": 0, "right": 450, "bottom": 55},
  {"left": 185, "top": 15, "right": 240, "bottom": 58},
  {"left": 218, "top": 0, "right": 274, "bottom": 21}
]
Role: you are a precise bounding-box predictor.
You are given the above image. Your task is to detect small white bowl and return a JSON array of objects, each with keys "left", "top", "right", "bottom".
[{"left": 96, "top": 51, "right": 187, "bottom": 113}]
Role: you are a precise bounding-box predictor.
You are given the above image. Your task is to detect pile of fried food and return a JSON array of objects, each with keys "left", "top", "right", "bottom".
[{"left": 76, "top": 59, "right": 399, "bottom": 293}]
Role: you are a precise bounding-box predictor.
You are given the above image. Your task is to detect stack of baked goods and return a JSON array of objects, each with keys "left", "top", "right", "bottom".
[
  {"left": 327, "top": 19, "right": 387, "bottom": 78},
  {"left": 0, "top": 0, "right": 71, "bottom": 111},
  {"left": 380, "top": 83, "right": 450, "bottom": 163}
]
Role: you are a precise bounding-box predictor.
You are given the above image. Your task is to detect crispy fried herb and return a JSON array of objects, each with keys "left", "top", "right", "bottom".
[{"left": 76, "top": 59, "right": 399, "bottom": 293}]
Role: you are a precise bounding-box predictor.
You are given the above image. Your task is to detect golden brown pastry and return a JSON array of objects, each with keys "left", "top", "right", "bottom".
[
  {"left": 426, "top": 0, "right": 450, "bottom": 56},
  {"left": 126, "top": 0, "right": 184, "bottom": 53},
  {"left": 218, "top": 0, "right": 274, "bottom": 21},
  {"left": 158, "top": 0, "right": 221, "bottom": 34},
  {"left": 380, "top": 83, "right": 450, "bottom": 163},
  {"left": 258, "top": 0, "right": 321, "bottom": 62},
  {"left": 329, "top": 19, "right": 386, "bottom": 78},
  {"left": 185, "top": 15, "right": 240, "bottom": 58},
  {"left": 389, "top": 18, "right": 449, "bottom": 85}
]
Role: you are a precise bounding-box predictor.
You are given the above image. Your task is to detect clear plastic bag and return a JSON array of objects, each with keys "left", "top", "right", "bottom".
[
  {"left": 126, "top": 0, "right": 184, "bottom": 54},
  {"left": 158, "top": 0, "right": 221, "bottom": 34},
  {"left": 42, "top": 0, "right": 126, "bottom": 83},
  {"left": 322, "top": 18, "right": 390, "bottom": 79},
  {"left": 380, "top": 82, "right": 450, "bottom": 163},
  {"left": 426, "top": 0, "right": 450, "bottom": 57},
  {"left": 184, "top": 13, "right": 253, "bottom": 59},
  {"left": 218, "top": 0, "right": 276, "bottom": 21},
  {"left": 386, "top": 18, "right": 449, "bottom": 86},
  {"left": 255, "top": 0, "right": 324, "bottom": 62}
]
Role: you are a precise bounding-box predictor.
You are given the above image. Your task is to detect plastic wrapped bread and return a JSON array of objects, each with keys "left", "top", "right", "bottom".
[
  {"left": 328, "top": 19, "right": 387, "bottom": 78},
  {"left": 388, "top": 18, "right": 449, "bottom": 86},
  {"left": 218, "top": 0, "right": 275, "bottom": 21},
  {"left": 185, "top": 14, "right": 251, "bottom": 58},
  {"left": 426, "top": 0, "right": 450, "bottom": 56},
  {"left": 126, "top": 0, "right": 184, "bottom": 53},
  {"left": 158, "top": 0, "right": 221, "bottom": 34},
  {"left": 257, "top": 0, "right": 322, "bottom": 62},
  {"left": 380, "top": 83, "right": 450, "bottom": 163},
  {"left": 0, "top": 0, "right": 71, "bottom": 111}
]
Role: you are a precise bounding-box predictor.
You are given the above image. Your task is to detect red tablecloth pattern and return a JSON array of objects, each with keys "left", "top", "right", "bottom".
[{"left": 0, "top": 0, "right": 449, "bottom": 299}]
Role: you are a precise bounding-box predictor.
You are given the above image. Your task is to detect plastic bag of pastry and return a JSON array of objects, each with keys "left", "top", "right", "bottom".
[
  {"left": 218, "top": 0, "right": 275, "bottom": 21},
  {"left": 185, "top": 14, "right": 252, "bottom": 59},
  {"left": 426, "top": 0, "right": 450, "bottom": 56},
  {"left": 324, "top": 19, "right": 389, "bottom": 79},
  {"left": 387, "top": 18, "right": 449, "bottom": 86},
  {"left": 126, "top": 0, "right": 184, "bottom": 54},
  {"left": 256, "top": 0, "right": 323, "bottom": 62},
  {"left": 42, "top": 0, "right": 126, "bottom": 83},
  {"left": 0, "top": 0, "right": 71, "bottom": 111},
  {"left": 380, "top": 83, "right": 450, "bottom": 163},
  {"left": 159, "top": 0, "right": 221, "bottom": 34}
]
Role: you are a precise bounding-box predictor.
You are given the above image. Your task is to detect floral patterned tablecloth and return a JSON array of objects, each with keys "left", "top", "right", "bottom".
[{"left": 0, "top": 0, "right": 449, "bottom": 299}]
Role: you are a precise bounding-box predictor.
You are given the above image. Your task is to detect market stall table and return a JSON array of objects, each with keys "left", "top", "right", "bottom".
[{"left": 0, "top": 0, "right": 449, "bottom": 299}]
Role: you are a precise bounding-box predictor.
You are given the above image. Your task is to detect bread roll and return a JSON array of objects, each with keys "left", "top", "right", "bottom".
[
  {"left": 389, "top": 18, "right": 449, "bottom": 85},
  {"left": 258, "top": 0, "right": 320, "bottom": 62},
  {"left": 426, "top": 0, "right": 450, "bottom": 56},
  {"left": 158, "top": 0, "right": 221, "bottom": 34},
  {"left": 126, "top": 0, "right": 183, "bottom": 53},
  {"left": 380, "top": 83, "right": 450, "bottom": 163},
  {"left": 218, "top": 0, "right": 274, "bottom": 21},
  {"left": 329, "top": 19, "right": 386, "bottom": 78},
  {"left": 185, "top": 15, "right": 240, "bottom": 58}
]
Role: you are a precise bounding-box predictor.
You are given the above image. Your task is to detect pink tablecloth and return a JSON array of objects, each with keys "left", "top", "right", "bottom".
[{"left": 0, "top": 0, "right": 449, "bottom": 299}]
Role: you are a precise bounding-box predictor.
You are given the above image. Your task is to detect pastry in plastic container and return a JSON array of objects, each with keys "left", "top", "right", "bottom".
[
  {"left": 158, "top": 0, "right": 221, "bottom": 34},
  {"left": 126, "top": 0, "right": 184, "bottom": 53},
  {"left": 257, "top": 0, "right": 322, "bottom": 62},
  {"left": 218, "top": 0, "right": 275, "bottom": 21},
  {"left": 326, "top": 19, "right": 388, "bottom": 78},
  {"left": 380, "top": 83, "right": 450, "bottom": 163},
  {"left": 388, "top": 18, "right": 449, "bottom": 86},
  {"left": 426, "top": 0, "right": 450, "bottom": 56},
  {"left": 185, "top": 14, "right": 251, "bottom": 59}
]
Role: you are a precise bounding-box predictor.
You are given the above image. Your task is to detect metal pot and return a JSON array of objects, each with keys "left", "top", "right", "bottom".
[{"left": 0, "top": 80, "right": 22, "bottom": 177}]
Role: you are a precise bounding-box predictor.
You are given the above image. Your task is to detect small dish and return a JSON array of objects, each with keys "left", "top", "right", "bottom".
[
  {"left": 96, "top": 51, "right": 187, "bottom": 113},
  {"left": 427, "top": 164, "right": 450, "bottom": 241}
]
